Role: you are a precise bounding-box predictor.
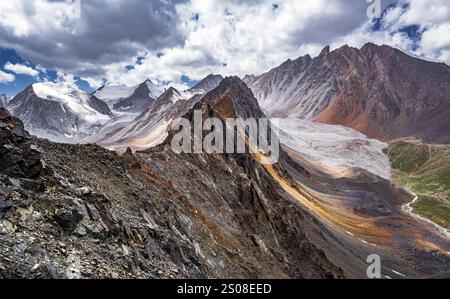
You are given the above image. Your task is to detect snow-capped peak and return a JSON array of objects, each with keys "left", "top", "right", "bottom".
[
  {"left": 93, "top": 84, "right": 137, "bottom": 104},
  {"left": 32, "top": 82, "right": 110, "bottom": 124},
  {"left": 162, "top": 87, "right": 194, "bottom": 104},
  {"left": 145, "top": 79, "right": 163, "bottom": 99},
  {"left": 93, "top": 80, "right": 164, "bottom": 111},
  {"left": 190, "top": 74, "right": 224, "bottom": 93}
]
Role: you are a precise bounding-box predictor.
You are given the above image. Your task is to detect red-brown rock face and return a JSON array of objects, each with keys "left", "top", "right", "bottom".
[{"left": 245, "top": 43, "right": 450, "bottom": 143}]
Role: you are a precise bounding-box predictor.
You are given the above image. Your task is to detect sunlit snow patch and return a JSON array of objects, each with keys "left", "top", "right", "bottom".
[{"left": 275, "top": 119, "right": 391, "bottom": 180}]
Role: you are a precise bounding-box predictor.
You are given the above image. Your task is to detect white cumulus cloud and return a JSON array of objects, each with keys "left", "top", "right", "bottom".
[
  {"left": 0, "top": 0, "right": 449, "bottom": 91},
  {"left": 0, "top": 70, "right": 15, "bottom": 83},
  {"left": 4, "top": 62, "right": 39, "bottom": 78}
]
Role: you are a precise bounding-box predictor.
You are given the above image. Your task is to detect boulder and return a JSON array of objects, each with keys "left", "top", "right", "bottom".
[{"left": 0, "top": 108, "right": 42, "bottom": 179}]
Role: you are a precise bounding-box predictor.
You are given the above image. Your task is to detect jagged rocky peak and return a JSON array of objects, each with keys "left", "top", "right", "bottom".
[
  {"left": 158, "top": 86, "right": 194, "bottom": 104},
  {"left": 190, "top": 74, "right": 224, "bottom": 93},
  {"left": 361, "top": 41, "right": 379, "bottom": 51},
  {"left": 161, "top": 86, "right": 180, "bottom": 97},
  {"left": 203, "top": 76, "right": 254, "bottom": 99},
  {"left": 319, "top": 45, "right": 330, "bottom": 57},
  {"left": 359, "top": 42, "right": 399, "bottom": 56},
  {"left": 95, "top": 76, "right": 265, "bottom": 153},
  {"left": 93, "top": 79, "right": 163, "bottom": 113},
  {"left": 142, "top": 79, "right": 163, "bottom": 97},
  {"left": 242, "top": 74, "right": 256, "bottom": 82},
  {"left": 111, "top": 80, "right": 163, "bottom": 113},
  {"left": 201, "top": 76, "right": 265, "bottom": 119},
  {"left": 89, "top": 84, "right": 199, "bottom": 152}
]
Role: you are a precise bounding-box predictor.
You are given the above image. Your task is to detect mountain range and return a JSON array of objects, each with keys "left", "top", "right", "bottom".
[
  {"left": 7, "top": 43, "right": 450, "bottom": 146},
  {"left": 93, "top": 79, "right": 163, "bottom": 113},
  {"left": 1, "top": 43, "right": 449, "bottom": 279},
  {"left": 86, "top": 74, "right": 224, "bottom": 152},
  {"left": 7, "top": 82, "right": 113, "bottom": 143},
  {"left": 244, "top": 43, "right": 450, "bottom": 143}
]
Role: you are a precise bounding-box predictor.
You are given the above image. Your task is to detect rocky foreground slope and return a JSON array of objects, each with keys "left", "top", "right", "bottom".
[
  {"left": 2, "top": 76, "right": 449, "bottom": 279},
  {"left": 0, "top": 79, "right": 344, "bottom": 279}
]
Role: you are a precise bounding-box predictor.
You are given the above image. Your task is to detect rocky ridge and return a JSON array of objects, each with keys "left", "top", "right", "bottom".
[
  {"left": 244, "top": 43, "right": 450, "bottom": 143},
  {"left": 0, "top": 78, "right": 344, "bottom": 279}
]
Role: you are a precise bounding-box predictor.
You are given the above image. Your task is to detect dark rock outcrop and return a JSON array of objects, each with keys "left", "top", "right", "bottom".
[
  {"left": 113, "top": 80, "right": 160, "bottom": 113},
  {"left": 202, "top": 76, "right": 265, "bottom": 119},
  {"left": 88, "top": 95, "right": 113, "bottom": 117},
  {"left": 190, "top": 74, "right": 224, "bottom": 93},
  {"left": 0, "top": 94, "right": 9, "bottom": 108},
  {"left": 0, "top": 108, "right": 42, "bottom": 179}
]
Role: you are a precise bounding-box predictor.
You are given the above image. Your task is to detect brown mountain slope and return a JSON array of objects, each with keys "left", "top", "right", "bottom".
[{"left": 245, "top": 43, "right": 450, "bottom": 143}]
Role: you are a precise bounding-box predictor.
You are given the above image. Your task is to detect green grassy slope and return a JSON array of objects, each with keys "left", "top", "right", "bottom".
[{"left": 387, "top": 141, "right": 450, "bottom": 229}]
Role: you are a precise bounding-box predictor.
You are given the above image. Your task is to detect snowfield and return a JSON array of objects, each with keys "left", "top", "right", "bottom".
[
  {"left": 145, "top": 80, "right": 164, "bottom": 100},
  {"left": 93, "top": 84, "right": 137, "bottom": 106},
  {"left": 275, "top": 118, "right": 391, "bottom": 180},
  {"left": 93, "top": 80, "right": 163, "bottom": 109}
]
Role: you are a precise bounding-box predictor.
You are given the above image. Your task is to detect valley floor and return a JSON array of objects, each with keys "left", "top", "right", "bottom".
[{"left": 387, "top": 141, "right": 450, "bottom": 231}]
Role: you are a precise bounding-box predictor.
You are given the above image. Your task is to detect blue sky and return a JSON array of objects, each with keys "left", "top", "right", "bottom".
[
  {"left": 0, "top": 0, "right": 448, "bottom": 97},
  {"left": 0, "top": 48, "right": 95, "bottom": 96},
  {"left": 0, "top": 48, "right": 35, "bottom": 95}
]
